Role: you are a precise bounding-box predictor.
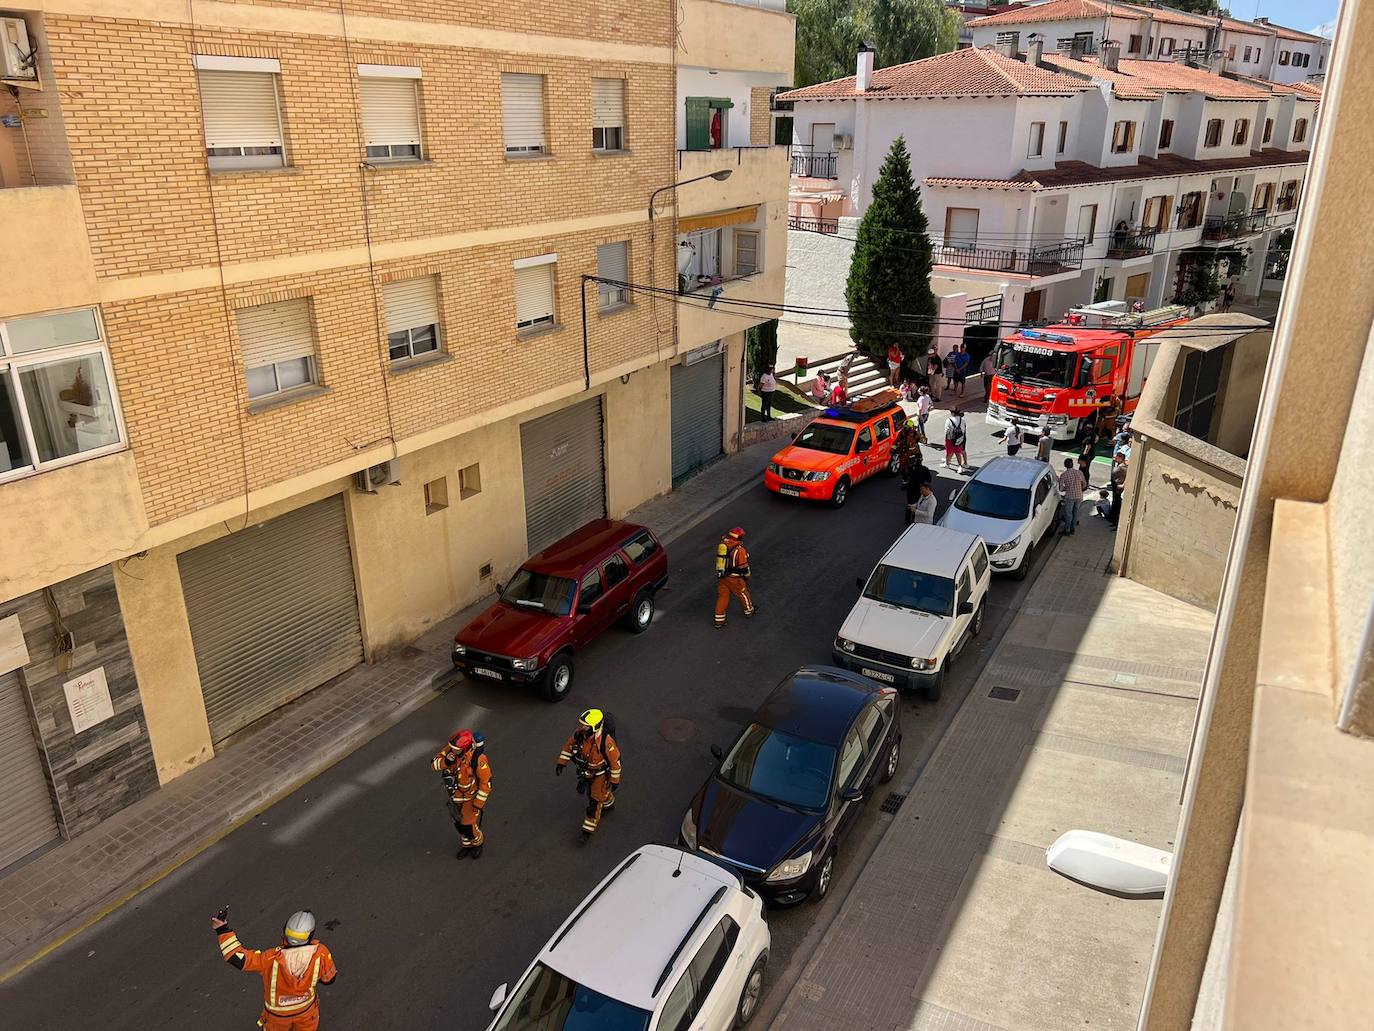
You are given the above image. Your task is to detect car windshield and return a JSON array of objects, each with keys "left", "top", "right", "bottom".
[
  {"left": 491, "top": 962, "right": 650, "bottom": 1031},
  {"left": 792, "top": 422, "right": 855, "bottom": 456},
  {"left": 719, "top": 723, "right": 836, "bottom": 812},
  {"left": 955, "top": 480, "right": 1032, "bottom": 520},
  {"left": 500, "top": 569, "right": 576, "bottom": 616},
  {"left": 995, "top": 342, "right": 1075, "bottom": 388},
  {"left": 862, "top": 563, "right": 955, "bottom": 617}
]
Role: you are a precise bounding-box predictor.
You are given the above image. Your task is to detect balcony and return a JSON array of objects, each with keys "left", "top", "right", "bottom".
[
  {"left": 931, "top": 237, "right": 1085, "bottom": 277},
  {"left": 1105, "top": 226, "right": 1159, "bottom": 259},
  {"left": 0, "top": 185, "right": 99, "bottom": 316},
  {"left": 790, "top": 148, "right": 838, "bottom": 180},
  {"left": 675, "top": 146, "right": 789, "bottom": 217},
  {"left": 787, "top": 215, "right": 839, "bottom": 234},
  {"left": 677, "top": 0, "right": 793, "bottom": 77},
  {"left": 1202, "top": 211, "right": 1270, "bottom": 241}
]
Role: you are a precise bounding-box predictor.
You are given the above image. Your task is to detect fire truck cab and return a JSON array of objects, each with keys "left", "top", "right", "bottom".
[{"left": 985, "top": 303, "right": 1190, "bottom": 442}]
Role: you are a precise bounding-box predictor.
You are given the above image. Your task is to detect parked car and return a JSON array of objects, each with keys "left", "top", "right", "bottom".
[
  {"left": 452, "top": 519, "right": 668, "bottom": 702},
  {"left": 763, "top": 399, "right": 905, "bottom": 508},
  {"left": 485, "top": 844, "right": 770, "bottom": 1031},
  {"left": 939, "top": 455, "right": 1060, "bottom": 580},
  {"left": 832, "top": 524, "right": 990, "bottom": 699},
  {"left": 680, "top": 667, "right": 901, "bottom": 906}
]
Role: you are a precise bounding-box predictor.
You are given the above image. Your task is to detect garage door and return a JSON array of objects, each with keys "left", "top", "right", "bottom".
[
  {"left": 0, "top": 670, "right": 60, "bottom": 870},
  {"left": 179, "top": 496, "right": 363, "bottom": 743},
  {"left": 671, "top": 354, "right": 724, "bottom": 483},
  {"left": 521, "top": 398, "right": 607, "bottom": 555}
]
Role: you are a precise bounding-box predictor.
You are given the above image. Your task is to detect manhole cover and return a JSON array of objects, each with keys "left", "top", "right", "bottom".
[
  {"left": 880, "top": 792, "right": 907, "bottom": 814},
  {"left": 989, "top": 686, "right": 1021, "bottom": 702},
  {"left": 658, "top": 718, "right": 696, "bottom": 743}
]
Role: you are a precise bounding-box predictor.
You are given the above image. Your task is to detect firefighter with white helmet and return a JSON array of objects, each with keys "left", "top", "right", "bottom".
[
  {"left": 211, "top": 906, "right": 338, "bottom": 1030},
  {"left": 556, "top": 708, "right": 622, "bottom": 840}
]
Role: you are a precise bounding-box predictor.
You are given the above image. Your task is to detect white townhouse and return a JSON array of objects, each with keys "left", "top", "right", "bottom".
[{"left": 780, "top": 38, "right": 1316, "bottom": 325}]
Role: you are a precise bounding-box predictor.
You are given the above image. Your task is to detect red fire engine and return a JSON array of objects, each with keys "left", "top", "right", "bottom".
[{"left": 984, "top": 302, "right": 1191, "bottom": 442}]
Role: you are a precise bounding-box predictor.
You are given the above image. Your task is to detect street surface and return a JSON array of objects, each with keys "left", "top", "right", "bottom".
[{"left": 0, "top": 400, "right": 1058, "bottom": 1030}]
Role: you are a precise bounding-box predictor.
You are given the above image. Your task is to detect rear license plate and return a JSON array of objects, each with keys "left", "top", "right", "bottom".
[
  {"left": 471, "top": 667, "right": 502, "bottom": 680},
  {"left": 860, "top": 668, "right": 896, "bottom": 683},
  {"left": 779, "top": 486, "right": 802, "bottom": 497}
]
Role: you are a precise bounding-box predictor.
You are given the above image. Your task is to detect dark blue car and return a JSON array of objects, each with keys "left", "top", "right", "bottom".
[{"left": 679, "top": 666, "right": 901, "bottom": 905}]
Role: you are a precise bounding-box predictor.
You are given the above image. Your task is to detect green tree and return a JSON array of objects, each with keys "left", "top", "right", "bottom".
[
  {"left": 1161, "top": 0, "right": 1226, "bottom": 14},
  {"left": 791, "top": 0, "right": 864, "bottom": 88},
  {"left": 745, "top": 319, "right": 780, "bottom": 380},
  {"left": 865, "top": 0, "right": 962, "bottom": 69},
  {"left": 789, "top": 0, "right": 961, "bottom": 88},
  {"left": 845, "top": 136, "right": 936, "bottom": 362}
]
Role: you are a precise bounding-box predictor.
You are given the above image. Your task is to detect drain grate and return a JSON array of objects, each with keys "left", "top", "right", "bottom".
[
  {"left": 989, "top": 686, "right": 1021, "bottom": 702},
  {"left": 879, "top": 792, "right": 907, "bottom": 814}
]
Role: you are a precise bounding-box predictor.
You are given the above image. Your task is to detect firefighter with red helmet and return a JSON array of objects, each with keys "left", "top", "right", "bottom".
[
  {"left": 556, "top": 708, "right": 621, "bottom": 840},
  {"left": 431, "top": 728, "right": 491, "bottom": 859},
  {"left": 714, "top": 526, "right": 755, "bottom": 628}
]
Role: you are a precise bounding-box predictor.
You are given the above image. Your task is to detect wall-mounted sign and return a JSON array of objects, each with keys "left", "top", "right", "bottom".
[
  {"left": 0, "top": 614, "right": 29, "bottom": 676},
  {"left": 64, "top": 666, "right": 114, "bottom": 734}
]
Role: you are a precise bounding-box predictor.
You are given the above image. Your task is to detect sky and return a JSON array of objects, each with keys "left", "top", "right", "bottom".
[{"left": 1236, "top": 0, "right": 1341, "bottom": 34}]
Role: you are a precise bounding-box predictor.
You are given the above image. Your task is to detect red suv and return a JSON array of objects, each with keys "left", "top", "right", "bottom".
[{"left": 452, "top": 519, "right": 669, "bottom": 702}]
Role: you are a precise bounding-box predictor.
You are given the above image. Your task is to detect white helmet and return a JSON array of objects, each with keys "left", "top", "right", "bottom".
[{"left": 283, "top": 910, "right": 315, "bottom": 945}]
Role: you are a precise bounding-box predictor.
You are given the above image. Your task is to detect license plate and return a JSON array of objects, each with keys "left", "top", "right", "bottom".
[
  {"left": 779, "top": 486, "right": 802, "bottom": 497},
  {"left": 471, "top": 667, "right": 502, "bottom": 680},
  {"left": 860, "top": 668, "right": 896, "bottom": 683}
]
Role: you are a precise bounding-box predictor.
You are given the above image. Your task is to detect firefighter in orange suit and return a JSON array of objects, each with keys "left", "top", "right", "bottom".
[
  {"left": 211, "top": 908, "right": 337, "bottom": 1031},
  {"left": 714, "top": 526, "right": 755, "bottom": 628},
  {"left": 431, "top": 728, "right": 491, "bottom": 859},
  {"left": 556, "top": 708, "right": 622, "bottom": 840}
]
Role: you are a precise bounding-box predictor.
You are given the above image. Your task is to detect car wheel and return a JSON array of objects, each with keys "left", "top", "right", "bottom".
[
  {"left": 830, "top": 477, "right": 850, "bottom": 508},
  {"left": 541, "top": 653, "right": 574, "bottom": 702},
  {"left": 813, "top": 850, "right": 835, "bottom": 901},
  {"left": 735, "top": 955, "right": 767, "bottom": 1027},
  {"left": 1012, "top": 540, "right": 1033, "bottom": 581},
  {"left": 625, "top": 589, "right": 654, "bottom": 634},
  {"left": 886, "top": 450, "right": 901, "bottom": 476},
  {"left": 926, "top": 664, "right": 944, "bottom": 702},
  {"left": 881, "top": 736, "right": 900, "bottom": 783},
  {"left": 971, "top": 599, "right": 986, "bottom": 638}
]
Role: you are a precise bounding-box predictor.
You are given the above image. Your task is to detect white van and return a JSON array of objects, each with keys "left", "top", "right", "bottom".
[{"left": 831, "top": 524, "right": 991, "bottom": 700}]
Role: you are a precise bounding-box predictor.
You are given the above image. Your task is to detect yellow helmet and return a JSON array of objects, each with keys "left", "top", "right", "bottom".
[{"left": 579, "top": 708, "right": 604, "bottom": 731}]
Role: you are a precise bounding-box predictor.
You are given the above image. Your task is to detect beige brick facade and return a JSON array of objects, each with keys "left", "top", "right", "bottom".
[{"left": 750, "top": 86, "right": 774, "bottom": 145}]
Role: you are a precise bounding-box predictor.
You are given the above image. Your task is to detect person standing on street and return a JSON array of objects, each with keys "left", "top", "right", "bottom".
[
  {"left": 915, "top": 385, "right": 933, "bottom": 443},
  {"left": 1108, "top": 454, "right": 1128, "bottom": 527},
  {"left": 953, "top": 344, "right": 972, "bottom": 398},
  {"left": 1058, "top": 457, "right": 1085, "bottom": 535},
  {"left": 1005, "top": 423, "right": 1022, "bottom": 457},
  {"left": 1035, "top": 415, "right": 1054, "bottom": 463},
  {"left": 431, "top": 728, "right": 491, "bottom": 860},
  {"left": 887, "top": 342, "right": 904, "bottom": 387},
  {"left": 980, "top": 350, "right": 996, "bottom": 397},
  {"left": 556, "top": 708, "right": 622, "bottom": 840},
  {"left": 758, "top": 367, "right": 777, "bottom": 422},
  {"left": 713, "top": 526, "right": 754, "bottom": 628},
  {"left": 212, "top": 908, "right": 337, "bottom": 1031},
  {"left": 908, "top": 481, "right": 937, "bottom": 526},
  {"left": 927, "top": 351, "right": 944, "bottom": 401},
  {"left": 944, "top": 408, "right": 969, "bottom": 471}
]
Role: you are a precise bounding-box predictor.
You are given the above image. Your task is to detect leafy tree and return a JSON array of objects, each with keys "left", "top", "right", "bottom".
[
  {"left": 845, "top": 136, "right": 936, "bottom": 362},
  {"left": 789, "top": 0, "right": 961, "bottom": 87},
  {"left": 745, "top": 319, "right": 780, "bottom": 380},
  {"left": 791, "top": 0, "right": 864, "bottom": 88},
  {"left": 865, "top": 0, "right": 962, "bottom": 70},
  {"left": 1161, "top": 0, "right": 1226, "bottom": 14}
]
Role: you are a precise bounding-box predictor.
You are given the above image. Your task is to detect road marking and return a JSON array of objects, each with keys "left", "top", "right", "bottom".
[
  {"left": 270, "top": 785, "right": 363, "bottom": 846},
  {"left": 356, "top": 739, "right": 439, "bottom": 786}
]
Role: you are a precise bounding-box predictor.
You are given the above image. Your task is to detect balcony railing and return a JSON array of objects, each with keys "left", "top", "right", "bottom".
[
  {"left": 791, "top": 149, "right": 838, "bottom": 180},
  {"left": 1202, "top": 211, "right": 1269, "bottom": 241},
  {"left": 1106, "top": 226, "right": 1159, "bottom": 259},
  {"left": 788, "top": 215, "right": 839, "bottom": 234},
  {"left": 931, "top": 237, "right": 1084, "bottom": 276}
]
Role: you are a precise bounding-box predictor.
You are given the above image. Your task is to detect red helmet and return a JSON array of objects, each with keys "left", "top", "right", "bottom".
[
  {"left": 727, "top": 526, "right": 745, "bottom": 540},
  {"left": 449, "top": 729, "right": 475, "bottom": 751}
]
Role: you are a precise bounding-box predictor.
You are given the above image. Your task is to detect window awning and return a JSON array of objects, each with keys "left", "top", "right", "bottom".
[{"left": 679, "top": 206, "right": 759, "bottom": 234}]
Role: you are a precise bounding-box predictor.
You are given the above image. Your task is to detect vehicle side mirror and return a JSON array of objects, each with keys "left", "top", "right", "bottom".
[
  {"left": 958, "top": 601, "right": 975, "bottom": 616},
  {"left": 790, "top": 433, "right": 798, "bottom": 441},
  {"left": 856, "top": 440, "right": 870, "bottom": 453},
  {"left": 710, "top": 744, "right": 724, "bottom": 761},
  {"left": 841, "top": 787, "right": 863, "bottom": 803},
  {"left": 576, "top": 600, "right": 593, "bottom": 615},
  {"left": 855, "top": 577, "right": 865, "bottom": 591},
  {"left": 494, "top": 582, "right": 504, "bottom": 596},
  {"left": 489, "top": 983, "right": 509, "bottom": 1013}
]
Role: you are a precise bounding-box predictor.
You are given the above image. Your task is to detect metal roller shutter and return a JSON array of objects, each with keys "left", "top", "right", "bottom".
[
  {"left": 521, "top": 398, "right": 607, "bottom": 555},
  {"left": 197, "top": 70, "right": 283, "bottom": 150},
  {"left": 383, "top": 276, "right": 440, "bottom": 335},
  {"left": 501, "top": 73, "right": 546, "bottom": 151},
  {"left": 671, "top": 354, "right": 725, "bottom": 482},
  {"left": 591, "top": 78, "right": 624, "bottom": 130},
  {"left": 0, "top": 670, "right": 60, "bottom": 870},
  {"left": 359, "top": 77, "right": 421, "bottom": 149},
  {"left": 179, "top": 496, "right": 363, "bottom": 744},
  {"left": 235, "top": 298, "right": 315, "bottom": 368}
]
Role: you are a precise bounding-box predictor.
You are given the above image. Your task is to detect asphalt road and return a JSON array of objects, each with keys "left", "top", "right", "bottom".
[{"left": 0, "top": 415, "right": 1054, "bottom": 1031}]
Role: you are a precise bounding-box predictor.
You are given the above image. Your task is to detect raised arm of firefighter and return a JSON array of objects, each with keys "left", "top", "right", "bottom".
[{"left": 210, "top": 914, "right": 337, "bottom": 986}]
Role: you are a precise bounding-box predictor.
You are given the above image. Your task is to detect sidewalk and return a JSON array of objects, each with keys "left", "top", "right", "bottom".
[
  {"left": 773, "top": 516, "right": 1213, "bottom": 1030},
  {"left": 0, "top": 439, "right": 772, "bottom": 980}
]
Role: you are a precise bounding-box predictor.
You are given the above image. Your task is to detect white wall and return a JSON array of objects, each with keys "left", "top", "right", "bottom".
[
  {"left": 1270, "top": 39, "right": 1330, "bottom": 84},
  {"left": 970, "top": 19, "right": 1104, "bottom": 51},
  {"left": 789, "top": 102, "right": 856, "bottom": 149},
  {"left": 1012, "top": 95, "right": 1081, "bottom": 173},
  {"left": 677, "top": 67, "right": 779, "bottom": 150},
  {"left": 1220, "top": 29, "right": 1276, "bottom": 75}
]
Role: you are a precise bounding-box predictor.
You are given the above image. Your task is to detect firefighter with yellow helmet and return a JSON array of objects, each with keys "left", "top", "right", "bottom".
[{"left": 556, "top": 708, "right": 622, "bottom": 840}]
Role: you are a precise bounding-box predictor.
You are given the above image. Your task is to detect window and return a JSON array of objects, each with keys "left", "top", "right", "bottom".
[
  {"left": 623, "top": 530, "right": 659, "bottom": 565},
  {"left": 688, "top": 917, "right": 739, "bottom": 1008},
  {"left": 1263, "top": 118, "right": 1274, "bottom": 144},
  {"left": 945, "top": 207, "right": 980, "bottom": 247},
  {"left": 358, "top": 66, "right": 422, "bottom": 161},
  {"left": 1177, "top": 191, "right": 1204, "bottom": 229},
  {"left": 602, "top": 554, "right": 630, "bottom": 589},
  {"left": 1279, "top": 50, "right": 1290, "bottom": 66},
  {"left": 1033, "top": 477, "right": 1050, "bottom": 509},
  {"left": 1142, "top": 194, "right": 1171, "bottom": 231},
  {"left": 490, "top": 963, "right": 649, "bottom": 1031},
  {"left": 685, "top": 96, "right": 732, "bottom": 151},
  {"left": 459, "top": 462, "right": 482, "bottom": 499},
  {"left": 1077, "top": 203, "right": 1097, "bottom": 244},
  {"left": 501, "top": 72, "right": 546, "bottom": 154},
  {"left": 1253, "top": 48, "right": 1262, "bottom": 64},
  {"left": 971, "top": 541, "right": 989, "bottom": 580},
  {"left": 1204, "top": 118, "right": 1224, "bottom": 147},
  {"left": 1173, "top": 347, "right": 1224, "bottom": 442},
  {"left": 856, "top": 425, "right": 873, "bottom": 452},
  {"left": 1293, "top": 118, "right": 1308, "bottom": 144},
  {"left": 837, "top": 727, "right": 865, "bottom": 790},
  {"left": 591, "top": 77, "right": 626, "bottom": 152},
  {"left": 1253, "top": 182, "right": 1274, "bottom": 212},
  {"left": 1111, "top": 120, "right": 1136, "bottom": 154},
  {"left": 1147, "top": 36, "right": 1154, "bottom": 54},
  {"left": 1227, "top": 44, "right": 1237, "bottom": 59},
  {"left": 513, "top": 254, "right": 557, "bottom": 331},
  {"left": 424, "top": 477, "right": 448, "bottom": 514},
  {"left": 856, "top": 704, "right": 886, "bottom": 755},
  {"left": 1162, "top": 37, "right": 1175, "bottom": 55},
  {"left": 383, "top": 275, "right": 441, "bottom": 362},
  {"left": 875, "top": 416, "right": 892, "bottom": 442},
  {"left": 733, "top": 229, "right": 760, "bottom": 276},
  {"left": 956, "top": 570, "right": 972, "bottom": 611},
  {"left": 1057, "top": 121, "right": 1068, "bottom": 155},
  {"left": 1128, "top": 34, "right": 1142, "bottom": 54},
  {"left": 194, "top": 57, "right": 285, "bottom": 170},
  {"left": 660, "top": 974, "right": 695, "bottom": 1031},
  {"left": 0, "top": 307, "right": 124, "bottom": 479},
  {"left": 235, "top": 298, "right": 318, "bottom": 401},
  {"left": 1158, "top": 119, "right": 1174, "bottom": 149},
  {"left": 1232, "top": 119, "right": 1250, "bottom": 146},
  {"left": 1278, "top": 179, "right": 1299, "bottom": 211},
  {"left": 596, "top": 241, "right": 629, "bottom": 309},
  {"left": 1243, "top": 46, "right": 1252, "bottom": 62},
  {"left": 679, "top": 228, "right": 721, "bottom": 286},
  {"left": 578, "top": 568, "right": 603, "bottom": 608},
  {"left": 1028, "top": 121, "right": 1045, "bottom": 158}
]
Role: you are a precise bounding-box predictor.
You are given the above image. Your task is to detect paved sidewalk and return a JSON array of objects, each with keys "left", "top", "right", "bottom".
[
  {"left": 773, "top": 516, "right": 1213, "bottom": 1031},
  {"left": 0, "top": 439, "right": 773, "bottom": 980}
]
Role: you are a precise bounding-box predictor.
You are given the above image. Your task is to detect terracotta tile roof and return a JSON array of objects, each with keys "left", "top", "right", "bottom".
[
  {"left": 1109, "top": 57, "right": 1272, "bottom": 98},
  {"left": 968, "top": 0, "right": 1212, "bottom": 30},
  {"left": 1003, "top": 146, "right": 1309, "bottom": 189},
  {"left": 924, "top": 176, "right": 1039, "bottom": 191},
  {"left": 1264, "top": 22, "right": 1327, "bottom": 43},
  {"left": 1117, "top": 3, "right": 1216, "bottom": 30},
  {"left": 1214, "top": 15, "right": 1274, "bottom": 38},
  {"left": 1230, "top": 72, "right": 1323, "bottom": 100},
  {"left": 1040, "top": 52, "right": 1162, "bottom": 99},
  {"left": 776, "top": 46, "right": 1093, "bottom": 102}
]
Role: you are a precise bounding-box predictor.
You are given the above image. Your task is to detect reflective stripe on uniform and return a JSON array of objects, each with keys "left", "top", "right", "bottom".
[
  {"left": 219, "top": 935, "right": 243, "bottom": 957},
  {"left": 266, "top": 956, "right": 318, "bottom": 1016}
]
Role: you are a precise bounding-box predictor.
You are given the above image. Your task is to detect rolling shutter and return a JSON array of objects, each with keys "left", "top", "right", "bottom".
[
  {"left": 671, "top": 353, "right": 724, "bottom": 482},
  {"left": 235, "top": 299, "right": 315, "bottom": 369},
  {"left": 501, "top": 73, "right": 546, "bottom": 150},
  {"left": 591, "top": 78, "right": 624, "bottom": 129},
  {"left": 360, "top": 77, "right": 421, "bottom": 149},
  {"left": 383, "top": 276, "right": 440, "bottom": 335},
  {"left": 0, "top": 670, "right": 60, "bottom": 870},
  {"left": 597, "top": 241, "right": 628, "bottom": 282},
  {"left": 686, "top": 97, "right": 711, "bottom": 151},
  {"left": 198, "top": 70, "right": 282, "bottom": 150},
  {"left": 520, "top": 398, "right": 607, "bottom": 555},
  {"left": 514, "top": 265, "right": 555, "bottom": 327},
  {"left": 179, "top": 496, "right": 363, "bottom": 744}
]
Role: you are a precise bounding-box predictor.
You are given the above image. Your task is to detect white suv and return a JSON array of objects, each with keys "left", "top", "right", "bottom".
[
  {"left": 486, "top": 844, "right": 770, "bottom": 1031},
  {"left": 832, "top": 524, "right": 991, "bottom": 700},
  {"left": 940, "top": 455, "right": 1060, "bottom": 580}
]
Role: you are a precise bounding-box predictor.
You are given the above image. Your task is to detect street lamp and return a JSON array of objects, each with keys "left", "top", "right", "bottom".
[{"left": 648, "top": 169, "right": 733, "bottom": 221}]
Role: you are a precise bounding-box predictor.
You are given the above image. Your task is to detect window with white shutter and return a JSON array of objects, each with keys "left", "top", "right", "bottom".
[
  {"left": 513, "top": 256, "right": 557, "bottom": 330},
  {"left": 194, "top": 57, "right": 285, "bottom": 171},
  {"left": 383, "top": 276, "right": 441, "bottom": 362},
  {"left": 235, "top": 299, "right": 318, "bottom": 400},
  {"left": 733, "top": 230, "right": 760, "bottom": 276},
  {"left": 596, "top": 242, "right": 629, "bottom": 309},
  {"left": 591, "top": 78, "right": 626, "bottom": 152},
  {"left": 359, "top": 66, "right": 422, "bottom": 161},
  {"left": 502, "top": 73, "right": 547, "bottom": 155}
]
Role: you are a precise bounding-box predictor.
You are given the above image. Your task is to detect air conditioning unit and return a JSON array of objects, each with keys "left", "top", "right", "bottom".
[
  {"left": 1, "top": 17, "right": 37, "bottom": 83},
  {"left": 833, "top": 133, "right": 853, "bottom": 151},
  {"left": 354, "top": 459, "right": 400, "bottom": 493}
]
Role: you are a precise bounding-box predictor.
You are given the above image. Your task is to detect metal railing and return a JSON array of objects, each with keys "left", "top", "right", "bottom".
[
  {"left": 676, "top": 145, "right": 778, "bottom": 169},
  {"left": 965, "top": 295, "right": 1003, "bottom": 323},
  {"left": 1106, "top": 226, "right": 1159, "bottom": 258},
  {"left": 1202, "top": 211, "right": 1269, "bottom": 240},
  {"left": 931, "top": 238, "right": 1085, "bottom": 276},
  {"left": 790, "top": 150, "right": 838, "bottom": 179},
  {"left": 788, "top": 215, "right": 839, "bottom": 234}
]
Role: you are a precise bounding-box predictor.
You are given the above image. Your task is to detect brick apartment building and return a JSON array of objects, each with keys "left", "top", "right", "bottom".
[{"left": 0, "top": 0, "right": 793, "bottom": 871}]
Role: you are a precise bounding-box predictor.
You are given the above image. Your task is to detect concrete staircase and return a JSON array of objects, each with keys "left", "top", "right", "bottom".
[{"left": 791, "top": 349, "right": 890, "bottom": 401}]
